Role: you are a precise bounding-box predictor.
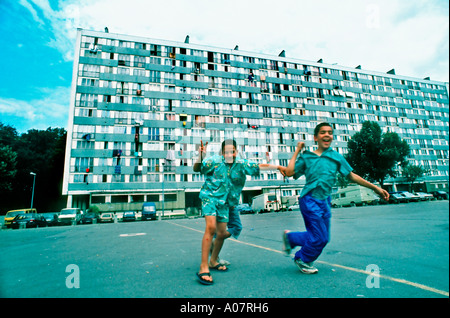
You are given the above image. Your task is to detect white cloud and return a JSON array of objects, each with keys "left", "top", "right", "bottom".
[
  {"left": 17, "top": 0, "right": 450, "bottom": 82},
  {"left": 0, "top": 86, "right": 70, "bottom": 132},
  {"left": 18, "top": 0, "right": 45, "bottom": 25}
]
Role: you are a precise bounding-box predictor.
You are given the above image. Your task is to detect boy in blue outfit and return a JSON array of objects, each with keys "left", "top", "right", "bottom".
[
  {"left": 281, "top": 123, "right": 389, "bottom": 274},
  {"left": 194, "top": 139, "right": 284, "bottom": 284}
]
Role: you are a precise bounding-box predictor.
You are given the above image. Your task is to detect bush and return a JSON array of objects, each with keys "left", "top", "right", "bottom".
[{"left": 88, "top": 205, "right": 100, "bottom": 215}]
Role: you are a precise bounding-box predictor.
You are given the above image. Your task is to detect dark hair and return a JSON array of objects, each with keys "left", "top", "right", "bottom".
[
  {"left": 314, "top": 122, "right": 332, "bottom": 136},
  {"left": 221, "top": 139, "right": 237, "bottom": 153}
]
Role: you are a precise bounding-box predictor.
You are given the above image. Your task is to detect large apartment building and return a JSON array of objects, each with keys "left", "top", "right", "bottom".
[{"left": 62, "top": 28, "right": 449, "bottom": 213}]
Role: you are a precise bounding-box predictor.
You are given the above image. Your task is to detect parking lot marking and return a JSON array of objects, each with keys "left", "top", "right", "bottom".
[
  {"left": 119, "top": 233, "right": 146, "bottom": 237},
  {"left": 314, "top": 260, "right": 450, "bottom": 297},
  {"left": 167, "top": 221, "right": 449, "bottom": 297}
]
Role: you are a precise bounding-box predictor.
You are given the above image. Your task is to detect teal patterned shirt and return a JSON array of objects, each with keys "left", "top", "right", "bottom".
[
  {"left": 293, "top": 148, "right": 353, "bottom": 200},
  {"left": 199, "top": 155, "right": 260, "bottom": 206}
]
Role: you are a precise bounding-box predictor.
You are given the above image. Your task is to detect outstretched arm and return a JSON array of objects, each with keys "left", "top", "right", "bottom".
[
  {"left": 193, "top": 140, "right": 208, "bottom": 172},
  {"left": 347, "top": 172, "right": 390, "bottom": 201},
  {"left": 283, "top": 142, "right": 304, "bottom": 177}
]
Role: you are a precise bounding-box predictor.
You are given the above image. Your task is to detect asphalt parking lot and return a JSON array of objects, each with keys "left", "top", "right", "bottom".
[{"left": 0, "top": 201, "right": 448, "bottom": 301}]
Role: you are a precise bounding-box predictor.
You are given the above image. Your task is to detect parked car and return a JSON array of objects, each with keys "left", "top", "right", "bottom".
[
  {"left": 58, "top": 208, "right": 83, "bottom": 225},
  {"left": 42, "top": 212, "right": 59, "bottom": 226},
  {"left": 413, "top": 192, "right": 434, "bottom": 201},
  {"left": 99, "top": 212, "right": 114, "bottom": 223},
  {"left": 234, "top": 204, "right": 254, "bottom": 214},
  {"left": 332, "top": 185, "right": 380, "bottom": 208},
  {"left": 11, "top": 213, "right": 47, "bottom": 229},
  {"left": 398, "top": 191, "right": 420, "bottom": 202},
  {"left": 430, "top": 191, "right": 448, "bottom": 200},
  {"left": 142, "top": 202, "right": 157, "bottom": 220},
  {"left": 389, "top": 192, "right": 408, "bottom": 204},
  {"left": 80, "top": 212, "right": 99, "bottom": 224},
  {"left": 252, "top": 193, "right": 281, "bottom": 213},
  {"left": 122, "top": 211, "right": 136, "bottom": 222},
  {"left": 4, "top": 208, "right": 37, "bottom": 228}
]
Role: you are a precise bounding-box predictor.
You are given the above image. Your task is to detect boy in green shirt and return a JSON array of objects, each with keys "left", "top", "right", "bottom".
[
  {"left": 194, "top": 139, "right": 284, "bottom": 284},
  {"left": 281, "top": 123, "right": 389, "bottom": 274}
]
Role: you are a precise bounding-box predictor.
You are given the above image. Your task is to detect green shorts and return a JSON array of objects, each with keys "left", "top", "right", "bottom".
[{"left": 201, "top": 198, "right": 229, "bottom": 223}]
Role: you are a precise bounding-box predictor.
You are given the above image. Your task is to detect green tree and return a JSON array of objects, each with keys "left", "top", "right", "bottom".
[
  {"left": 0, "top": 145, "right": 17, "bottom": 192},
  {"left": 0, "top": 122, "right": 19, "bottom": 148},
  {"left": 14, "top": 128, "right": 67, "bottom": 212},
  {"left": 336, "top": 173, "right": 349, "bottom": 188},
  {"left": 0, "top": 123, "right": 67, "bottom": 213},
  {"left": 345, "top": 121, "right": 410, "bottom": 187},
  {"left": 402, "top": 164, "right": 428, "bottom": 192},
  {"left": 0, "top": 123, "right": 20, "bottom": 211}
]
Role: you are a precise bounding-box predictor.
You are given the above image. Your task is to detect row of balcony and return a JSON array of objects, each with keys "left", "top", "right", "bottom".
[
  {"left": 76, "top": 81, "right": 449, "bottom": 108},
  {"left": 79, "top": 53, "right": 448, "bottom": 95}
]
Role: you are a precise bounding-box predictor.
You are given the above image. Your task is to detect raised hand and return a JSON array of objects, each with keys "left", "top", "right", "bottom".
[{"left": 199, "top": 140, "right": 208, "bottom": 159}]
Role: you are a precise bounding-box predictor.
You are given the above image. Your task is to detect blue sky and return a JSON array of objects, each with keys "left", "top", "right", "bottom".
[{"left": 0, "top": 0, "right": 448, "bottom": 133}]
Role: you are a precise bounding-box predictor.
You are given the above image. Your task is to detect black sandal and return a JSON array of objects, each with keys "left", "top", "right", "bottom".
[
  {"left": 196, "top": 272, "right": 213, "bottom": 285},
  {"left": 209, "top": 263, "right": 228, "bottom": 272}
]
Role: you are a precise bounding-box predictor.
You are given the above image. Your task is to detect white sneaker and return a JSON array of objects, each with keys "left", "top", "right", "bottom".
[
  {"left": 218, "top": 258, "right": 231, "bottom": 266},
  {"left": 294, "top": 258, "right": 318, "bottom": 274},
  {"left": 210, "top": 241, "right": 231, "bottom": 266}
]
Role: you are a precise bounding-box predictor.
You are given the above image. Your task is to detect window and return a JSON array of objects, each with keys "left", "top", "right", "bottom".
[
  {"left": 165, "top": 113, "right": 176, "bottom": 121},
  {"left": 135, "top": 42, "right": 146, "bottom": 50},
  {"left": 118, "top": 41, "right": 132, "bottom": 48},
  {"left": 118, "top": 54, "right": 131, "bottom": 66},
  {"left": 117, "top": 67, "right": 130, "bottom": 75},
  {"left": 74, "top": 125, "right": 95, "bottom": 139},
  {"left": 76, "top": 140, "right": 94, "bottom": 149},
  {"left": 148, "top": 158, "right": 160, "bottom": 172},
  {"left": 149, "top": 127, "right": 160, "bottom": 141},
  {"left": 80, "top": 64, "right": 100, "bottom": 77},
  {"left": 113, "top": 125, "right": 127, "bottom": 134},
  {"left": 81, "top": 78, "right": 98, "bottom": 87},
  {"left": 74, "top": 157, "right": 93, "bottom": 172},
  {"left": 113, "top": 141, "right": 127, "bottom": 153},
  {"left": 164, "top": 194, "right": 177, "bottom": 201},
  {"left": 164, "top": 174, "right": 176, "bottom": 182},
  {"left": 131, "top": 97, "right": 144, "bottom": 105},
  {"left": 150, "top": 44, "right": 161, "bottom": 56},
  {"left": 134, "top": 55, "right": 146, "bottom": 67},
  {"left": 92, "top": 195, "right": 106, "bottom": 203},
  {"left": 76, "top": 108, "right": 94, "bottom": 118},
  {"left": 263, "top": 106, "right": 271, "bottom": 117},
  {"left": 117, "top": 82, "right": 129, "bottom": 94},
  {"left": 224, "top": 117, "right": 233, "bottom": 124},
  {"left": 194, "top": 115, "right": 206, "bottom": 128},
  {"left": 147, "top": 174, "right": 160, "bottom": 182},
  {"left": 130, "top": 174, "right": 143, "bottom": 182},
  {"left": 149, "top": 57, "right": 161, "bottom": 65},
  {"left": 192, "top": 174, "right": 205, "bottom": 182},
  {"left": 134, "top": 68, "right": 146, "bottom": 77},
  {"left": 78, "top": 94, "right": 97, "bottom": 107}
]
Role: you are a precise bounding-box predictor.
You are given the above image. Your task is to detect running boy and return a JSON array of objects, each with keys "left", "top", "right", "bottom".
[
  {"left": 194, "top": 139, "right": 284, "bottom": 285},
  {"left": 281, "top": 123, "right": 389, "bottom": 274}
]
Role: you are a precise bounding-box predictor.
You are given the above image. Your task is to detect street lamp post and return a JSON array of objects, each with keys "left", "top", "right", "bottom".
[
  {"left": 30, "top": 172, "right": 36, "bottom": 209},
  {"left": 161, "top": 162, "right": 165, "bottom": 220}
]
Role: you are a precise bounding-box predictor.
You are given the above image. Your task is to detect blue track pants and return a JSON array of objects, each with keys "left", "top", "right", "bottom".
[{"left": 287, "top": 193, "right": 331, "bottom": 263}]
